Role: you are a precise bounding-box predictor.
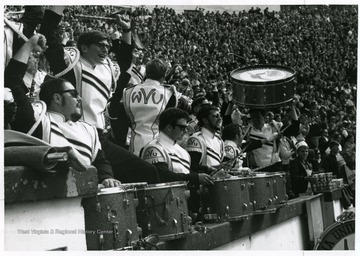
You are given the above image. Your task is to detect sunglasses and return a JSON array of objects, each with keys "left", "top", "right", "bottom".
[
  {"left": 95, "top": 42, "right": 110, "bottom": 50},
  {"left": 59, "top": 89, "right": 79, "bottom": 98},
  {"left": 174, "top": 124, "right": 189, "bottom": 132}
]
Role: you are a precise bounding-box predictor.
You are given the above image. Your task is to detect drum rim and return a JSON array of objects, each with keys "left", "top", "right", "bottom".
[
  {"left": 314, "top": 219, "right": 355, "bottom": 250},
  {"left": 97, "top": 186, "right": 134, "bottom": 195},
  {"left": 233, "top": 98, "right": 294, "bottom": 109},
  {"left": 142, "top": 181, "right": 187, "bottom": 190},
  {"left": 213, "top": 176, "right": 249, "bottom": 181},
  {"left": 230, "top": 64, "right": 296, "bottom": 84}
]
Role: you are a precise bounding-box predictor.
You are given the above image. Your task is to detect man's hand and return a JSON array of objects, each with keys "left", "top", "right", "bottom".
[
  {"left": 198, "top": 173, "right": 214, "bottom": 186},
  {"left": 101, "top": 178, "right": 121, "bottom": 188},
  {"left": 115, "top": 14, "right": 131, "bottom": 30},
  {"left": 28, "top": 34, "right": 47, "bottom": 52}
]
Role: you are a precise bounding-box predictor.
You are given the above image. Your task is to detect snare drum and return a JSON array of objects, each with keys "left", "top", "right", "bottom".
[
  {"left": 136, "top": 181, "right": 192, "bottom": 241},
  {"left": 230, "top": 65, "right": 296, "bottom": 109},
  {"left": 201, "top": 176, "right": 253, "bottom": 221},
  {"left": 82, "top": 187, "right": 141, "bottom": 250},
  {"left": 249, "top": 173, "right": 277, "bottom": 214}
]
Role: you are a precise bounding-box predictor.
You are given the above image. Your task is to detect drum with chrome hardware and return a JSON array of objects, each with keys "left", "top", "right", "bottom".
[
  {"left": 231, "top": 65, "right": 296, "bottom": 109},
  {"left": 271, "top": 172, "right": 288, "bottom": 207},
  {"left": 135, "top": 181, "right": 192, "bottom": 241},
  {"left": 249, "top": 172, "right": 277, "bottom": 214},
  {"left": 82, "top": 186, "right": 141, "bottom": 250},
  {"left": 200, "top": 176, "right": 253, "bottom": 221}
]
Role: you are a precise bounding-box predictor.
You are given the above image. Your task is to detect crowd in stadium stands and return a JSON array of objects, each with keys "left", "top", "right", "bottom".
[{"left": 4, "top": 5, "right": 357, "bottom": 199}]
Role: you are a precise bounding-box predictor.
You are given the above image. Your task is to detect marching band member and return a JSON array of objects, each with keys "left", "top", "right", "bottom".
[
  {"left": 123, "top": 58, "right": 180, "bottom": 156},
  {"left": 5, "top": 33, "right": 120, "bottom": 188},
  {"left": 39, "top": 6, "right": 160, "bottom": 184},
  {"left": 140, "top": 107, "right": 213, "bottom": 186}
]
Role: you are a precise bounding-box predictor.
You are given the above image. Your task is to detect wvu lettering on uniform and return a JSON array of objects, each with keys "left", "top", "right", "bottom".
[
  {"left": 143, "top": 147, "right": 166, "bottom": 163},
  {"left": 131, "top": 88, "right": 164, "bottom": 105},
  {"left": 141, "top": 133, "right": 191, "bottom": 174},
  {"left": 123, "top": 81, "right": 178, "bottom": 156}
]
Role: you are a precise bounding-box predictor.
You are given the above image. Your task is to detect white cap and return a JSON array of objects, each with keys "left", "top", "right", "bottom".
[{"left": 295, "top": 141, "right": 308, "bottom": 151}]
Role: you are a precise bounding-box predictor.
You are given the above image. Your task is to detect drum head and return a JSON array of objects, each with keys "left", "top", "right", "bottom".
[{"left": 230, "top": 65, "right": 295, "bottom": 84}]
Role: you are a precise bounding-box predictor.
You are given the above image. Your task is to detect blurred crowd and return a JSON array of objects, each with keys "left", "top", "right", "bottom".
[{"left": 4, "top": 5, "right": 357, "bottom": 176}]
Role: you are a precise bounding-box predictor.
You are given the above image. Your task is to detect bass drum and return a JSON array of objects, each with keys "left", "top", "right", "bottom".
[
  {"left": 82, "top": 187, "right": 141, "bottom": 250},
  {"left": 314, "top": 213, "right": 355, "bottom": 250},
  {"left": 136, "top": 181, "right": 192, "bottom": 241},
  {"left": 230, "top": 65, "right": 296, "bottom": 109}
]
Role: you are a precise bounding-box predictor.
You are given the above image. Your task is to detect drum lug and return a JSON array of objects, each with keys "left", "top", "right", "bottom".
[
  {"left": 123, "top": 199, "right": 130, "bottom": 208},
  {"left": 241, "top": 184, "right": 246, "bottom": 190},
  {"left": 176, "top": 197, "right": 181, "bottom": 207},
  {"left": 96, "top": 202, "right": 101, "bottom": 212},
  {"left": 266, "top": 181, "right": 271, "bottom": 187},
  {"left": 112, "top": 221, "right": 119, "bottom": 241},
  {"left": 98, "top": 233, "right": 104, "bottom": 249},
  {"left": 225, "top": 205, "right": 229, "bottom": 218},
  {"left": 107, "top": 206, "right": 111, "bottom": 221},
  {"left": 172, "top": 219, "right": 178, "bottom": 234},
  {"left": 274, "top": 195, "right": 279, "bottom": 203},
  {"left": 144, "top": 197, "right": 148, "bottom": 205},
  {"left": 243, "top": 203, "right": 247, "bottom": 210},
  {"left": 134, "top": 198, "right": 139, "bottom": 207},
  {"left": 147, "top": 222, "right": 152, "bottom": 232},
  {"left": 137, "top": 226, "right": 142, "bottom": 237},
  {"left": 126, "top": 229, "right": 133, "bottom": 246},
  {"left": 268, "top": 198, "right": 273, "bottom": 206},
  {"left": 184, "top": 190, "right": 190, "bottom": 199},
  {"left": 206, "top": 207, "right": 211, "bottom": 214},
  {"left": 224, "top": 185, "right": 228, "bottom": 191}
]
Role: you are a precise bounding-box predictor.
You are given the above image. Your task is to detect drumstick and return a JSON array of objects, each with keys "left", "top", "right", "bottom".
[{"left": 75, "top": 14, "right": 117, "bottom": 21}]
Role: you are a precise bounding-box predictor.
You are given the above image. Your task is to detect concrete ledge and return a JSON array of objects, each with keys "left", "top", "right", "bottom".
[
  {"left": 5, "top": 166, "right": 98, "bottom": 203},
  {"left": 158, "top": 195, "right": 317, "bottom": 250}
]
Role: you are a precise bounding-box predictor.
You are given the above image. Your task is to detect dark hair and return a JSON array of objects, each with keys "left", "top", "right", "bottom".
[
  {"left": 222, "top": 123, "right": 241, "bottom": 141},
  {"left": 39, "top": 78, "right": 70, "bottom": 106},
  {"left": 159, "top": 108, "right": 189, "bottom": 131},
  {"left": 191, "top": 96, "right": 209, "bottom": 112},
  {"left": 249, "top": 108, "right": 266, "bottom": 117},
  {"left": 77, "top": 30, "right": 108, "bottom": 54},
  {"left": 196, "top": 105, "right": 219, "bottom": 127},
  {"left": 145, "top": 58, "right": 167, "bottom": 80}
]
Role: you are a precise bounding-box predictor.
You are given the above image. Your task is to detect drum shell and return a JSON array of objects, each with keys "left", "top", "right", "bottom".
[
  {"left": 230, "top": 65, "right": 296, "bottom": 109},
  {"left": 201, "top": 176, "right": 253, "bottom": 221},
  {"left": 136, "top": 181, "right": 191, "bottom": 241},
  {"left": 250, "top": 173, "right": 277, "bottom": 214},
  {"left": 82, "top": 188, "right": 140, "bottom": 250},
  {"left": 271, "top": 172, "right": 288, "bottom": 206}
]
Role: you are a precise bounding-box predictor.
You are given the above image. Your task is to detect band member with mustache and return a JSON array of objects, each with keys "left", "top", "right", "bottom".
[
  {"left": 39, "top": 6, "right": 160, "bottom": 184},
  {"left": 5, "top": 34, "right": 120, "bottom": 188}
]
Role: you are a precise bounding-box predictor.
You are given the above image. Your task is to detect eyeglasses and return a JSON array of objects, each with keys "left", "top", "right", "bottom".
[
  {"left": 211, "top": 113, "right": 222, "bottom": 119},
  {"left": 95, "top": 42, "right": 110, "bottom": 50},
  {"left": 174, "top": 124, "right": 189, "bottom": 132},
  {"left": 59, "top": 89, "right": 79, "bottom": 98}
]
